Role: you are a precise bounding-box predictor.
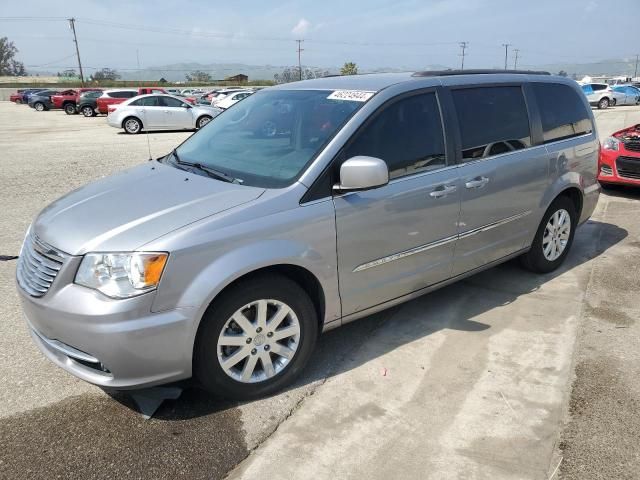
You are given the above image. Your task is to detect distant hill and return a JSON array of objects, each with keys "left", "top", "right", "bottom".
[
  {"left": 79, "top": 62, "right": 450, "bottom": 82},
  {"left": 24, "top": 58, "right": 638, "bottom": 83}
]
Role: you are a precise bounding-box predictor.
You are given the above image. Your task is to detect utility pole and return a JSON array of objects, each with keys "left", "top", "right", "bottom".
[
  {"left": 136, "top": 49, "right": 140, "bottom": 70},
  {"left": 634, "top": 54, "right": 639, "bottom": 79},
  {"left": 513, "top": 49, "right": 520, "bottom": 70},
  {"left": 68, "top": 18, "right": 84, "bottom": 86},
  {"left": 502, "top": 43, "right": 511, "bottom": 70},
  {"left": 459, "top": 41, "right": 468, "bottom": 70},
  {"left": 296, "top": 39, "right": 304, "bottom": 81}
]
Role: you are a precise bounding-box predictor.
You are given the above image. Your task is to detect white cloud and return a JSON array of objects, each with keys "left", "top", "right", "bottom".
[{"left": 291, "top": 18, "right": 311, "bottom": 37}]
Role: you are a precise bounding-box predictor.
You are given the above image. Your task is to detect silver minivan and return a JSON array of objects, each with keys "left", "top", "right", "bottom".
[{"left": 17, "top": 71, "right": 600, "bottom": 399}]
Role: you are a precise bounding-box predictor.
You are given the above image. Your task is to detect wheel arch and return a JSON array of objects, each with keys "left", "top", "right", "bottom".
[
  {"left": 196, "top": 114, "right": 212, "bottom": 128},
  {"left": 201, "top": 263, "right": 325, "bottom": 335}
]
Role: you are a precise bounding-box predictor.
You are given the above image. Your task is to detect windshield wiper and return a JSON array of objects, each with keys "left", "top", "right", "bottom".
[{"left": 170, "top": 149, "right": 242, "bottom": 184}]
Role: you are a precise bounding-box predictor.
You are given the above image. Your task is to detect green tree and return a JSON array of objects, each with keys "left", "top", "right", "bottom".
[
  {"left": 340, "top": 62, "right": 358, "bottom": 76},
  {"left": 0, "top": 37, "right": 26, "bottom": 76},
  {"left": 186, "top": 70, "right": 212, "bottom": 83},
  {"left": 91, "top": 68, "right": 121, "bottom": 81}
]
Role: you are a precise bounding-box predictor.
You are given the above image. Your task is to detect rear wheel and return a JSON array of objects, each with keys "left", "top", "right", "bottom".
[
  {"left": 520, "top": 196, "right": 577, "bottom": 273},
  {"left": 123, "top": 117, "right": 142, "bottom": 134},
  {"left": 81, "top": 105, "right": 96, "bottom": 117},
  {"left": 64, "top": 103, "right": 76, "bottom": 115},
  {"left": 598, "top": 97, "right": 610, "bottom": 109},
  {"left": 34, "top": 102, "right": 45, "bottom": 112},
  {"left": 194, "top": 274, "right": 318, "bottom": 400}
]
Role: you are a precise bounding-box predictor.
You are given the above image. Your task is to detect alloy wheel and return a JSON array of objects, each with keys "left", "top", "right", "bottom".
[
  {"left": 217, "top": 299, "right": 301, "bottom": 383},
  {"left": 542, "top": 208, "right": 571, "bottom": 261},
  {"left": 124, "top": 118, "right": 141, "bottom": 133}
]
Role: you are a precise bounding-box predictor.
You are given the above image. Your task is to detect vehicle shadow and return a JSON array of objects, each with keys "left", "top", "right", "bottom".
[
  {"left": 112, "top": 219, "right": 627, "bottom": 420},
  {"left": 601, "top": 184, "right": 640, "bottom": 199},
  {"left": 116, "top": 130, "right": 196, "bottom": 135}
]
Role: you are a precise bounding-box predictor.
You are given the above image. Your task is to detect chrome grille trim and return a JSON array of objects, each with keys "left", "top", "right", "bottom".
[{"left": 16, "top": 235, "right": 65, "bottom": 297}]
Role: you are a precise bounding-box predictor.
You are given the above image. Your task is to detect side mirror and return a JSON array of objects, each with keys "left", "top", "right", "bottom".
[
  {"left": 333, "top": 156, "right": 389, "bottom": 193},
  {"left": 182, "top": 103, "right": 192, "bottom": 109}
]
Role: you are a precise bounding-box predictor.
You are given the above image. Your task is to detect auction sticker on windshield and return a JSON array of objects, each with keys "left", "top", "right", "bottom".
[{"left": 327, "top": 90, "right": 375, "bottom": 102}]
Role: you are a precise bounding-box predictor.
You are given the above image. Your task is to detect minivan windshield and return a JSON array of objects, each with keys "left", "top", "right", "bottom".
[{"left": 171, "top": 89, "right": 366, "bottom": 187}]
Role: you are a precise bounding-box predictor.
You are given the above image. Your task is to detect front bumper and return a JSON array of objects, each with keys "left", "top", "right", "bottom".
[
  {"left": 599, "top": 149, "right": 640, "bottom": 186},
  {"left": 18, "top": 278, "right": 196, "bottom": 390}
]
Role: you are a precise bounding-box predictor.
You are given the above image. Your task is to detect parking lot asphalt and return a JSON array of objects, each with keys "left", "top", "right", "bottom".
[{"left": 0, "top": 102, "right": 639, "bottom": 479}]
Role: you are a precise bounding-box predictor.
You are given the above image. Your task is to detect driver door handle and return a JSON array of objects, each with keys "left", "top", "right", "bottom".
[
  {"left": 465, "top": 176, "right": 490, "bottom": 189},
  {"left": 429, "top": 184, "right": 457, "bottom": 198}
]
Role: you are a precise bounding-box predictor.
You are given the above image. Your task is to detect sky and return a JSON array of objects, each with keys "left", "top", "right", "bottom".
[{"left": 1, "top": 0, "right": 637, "bottom": 74}]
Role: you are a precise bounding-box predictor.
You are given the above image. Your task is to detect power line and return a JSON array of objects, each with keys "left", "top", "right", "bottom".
[
  {"left": 68, "top": 18, "right": 84, "bottom": 86},
  {"left": 459, "top": 41, "right": 468, "bottom": 70},
  {"left": 513, "top": 49, "right": 520, "bottom": 70}
]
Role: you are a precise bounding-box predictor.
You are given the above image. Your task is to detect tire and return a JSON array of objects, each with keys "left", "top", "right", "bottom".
[
  {"left": 81, "top": 105, "right": 96, "bottom": 117},
  {"left": 64, "top": 103, "right": 76, "bottom": 115},
  {"left": 598, "top": 97, "right": 609, "bottom": 109},
  {"left": 34, "top": 102, "right": 45, "bottom": 112},
  {"left": 15, "top": 99, "right": 22, "bottom": 105},
  {"left": 194, "top": 273, "right": 318, "bottom": 400},
  {"left": 520, "top": 196, "right": 577, "bottom": 273},
  {"left": 196, "top": 115, "right": 212, "bottom": 129},
  {"left": 123, "top": 117, "right": 142, "bottom": 134}
]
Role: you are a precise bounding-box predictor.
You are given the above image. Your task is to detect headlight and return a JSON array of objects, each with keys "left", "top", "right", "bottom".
[
  {"left": 75, "top": 252, "right": 168, "bottom": 299},
  {"left": 602, "top": 137, "right": 620, "bottom": 151}
]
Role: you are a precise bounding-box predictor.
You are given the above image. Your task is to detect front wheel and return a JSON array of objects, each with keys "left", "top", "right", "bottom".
[
  {"left": 520, "top": 196, "right": 577, "bottom": 273},
  {"left": 34, "top": 102, "right": 45, "bottom": 112},
  {"left": 194, "top": 274, "right": 318, "bottom": 400},
  {"left": 64, "top": 103, "right": 76, "bottom": 115},
  {"left": 123, "top": 117, "right": 142, "bottom": 134},
  {"left": 196, "top": 115, "right": 212, "bottom": 129}
]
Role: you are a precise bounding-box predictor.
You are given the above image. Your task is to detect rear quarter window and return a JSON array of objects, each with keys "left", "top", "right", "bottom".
[{"left": 532, "top": 83, "right": 593, "bottom": 143}]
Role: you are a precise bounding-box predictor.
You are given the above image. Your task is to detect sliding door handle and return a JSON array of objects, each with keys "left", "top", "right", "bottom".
[
  {"left": 429, "top": 184, "right": 457, "bottom": 198},
  {"left": 465, "top": 176, "right": 490, "bottom": 189}
]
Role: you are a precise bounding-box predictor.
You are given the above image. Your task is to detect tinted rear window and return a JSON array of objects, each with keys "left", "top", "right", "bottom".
[
  {"left": 592, "top": 84, "right": 607, "bottom": 91},
  {"left": 452, "top": 86, "right": 532, "bottom": 161},
  {"left": 532, "top": 83, "right": 592, "bottom": 143}
]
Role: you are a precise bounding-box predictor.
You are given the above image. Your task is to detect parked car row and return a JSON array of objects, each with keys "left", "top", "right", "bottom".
[
  {"left": 580, "top": 82, "right": 640, "bottom": 109},
  {"left": 9, "top": 86, "right": 232, "bottom": 133}
]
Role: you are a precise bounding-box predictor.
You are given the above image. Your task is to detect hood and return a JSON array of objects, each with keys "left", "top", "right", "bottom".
[{"left": 33, "top": 162, "right": 264, "bottom": 255}]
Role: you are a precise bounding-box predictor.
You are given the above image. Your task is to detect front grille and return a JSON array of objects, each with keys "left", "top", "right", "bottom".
[
  {"left": 623, "top": 140, "right": 640, "bottom": 153},
  {"left": 16, "top": 235, "right": 64, "bottom": 297},
  {"left": 616, "top": 156, "right": 640, "bottom": 180}
]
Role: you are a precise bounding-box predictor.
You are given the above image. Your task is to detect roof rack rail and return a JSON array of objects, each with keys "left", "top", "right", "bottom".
[{"left": 412, "top": 69, "right": 551, "bottom": 77}]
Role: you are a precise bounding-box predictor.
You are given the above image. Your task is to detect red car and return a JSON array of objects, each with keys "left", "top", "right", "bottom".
[
  {"left": 599, "top": 124, "right": 640, "bottom": 188},
  {"left": 52, "top": 88, "right": 103, "bottom": 114},
  {"left": 96, "top": 87, "right": 168, "bottom": 114},
  {"left": 10, "top": 90, "right": 25, "bottom": 103}
]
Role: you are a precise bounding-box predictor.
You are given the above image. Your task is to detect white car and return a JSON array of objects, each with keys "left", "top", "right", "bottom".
[
  {"left": 213, "top": 90, "right": 254, "bottom": 109},
  {"left": 181, "top": 88, "right": 204, "bottom": 96},
  {"left": 107, "top": 94, "right": 223, "bottom": 134}
]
